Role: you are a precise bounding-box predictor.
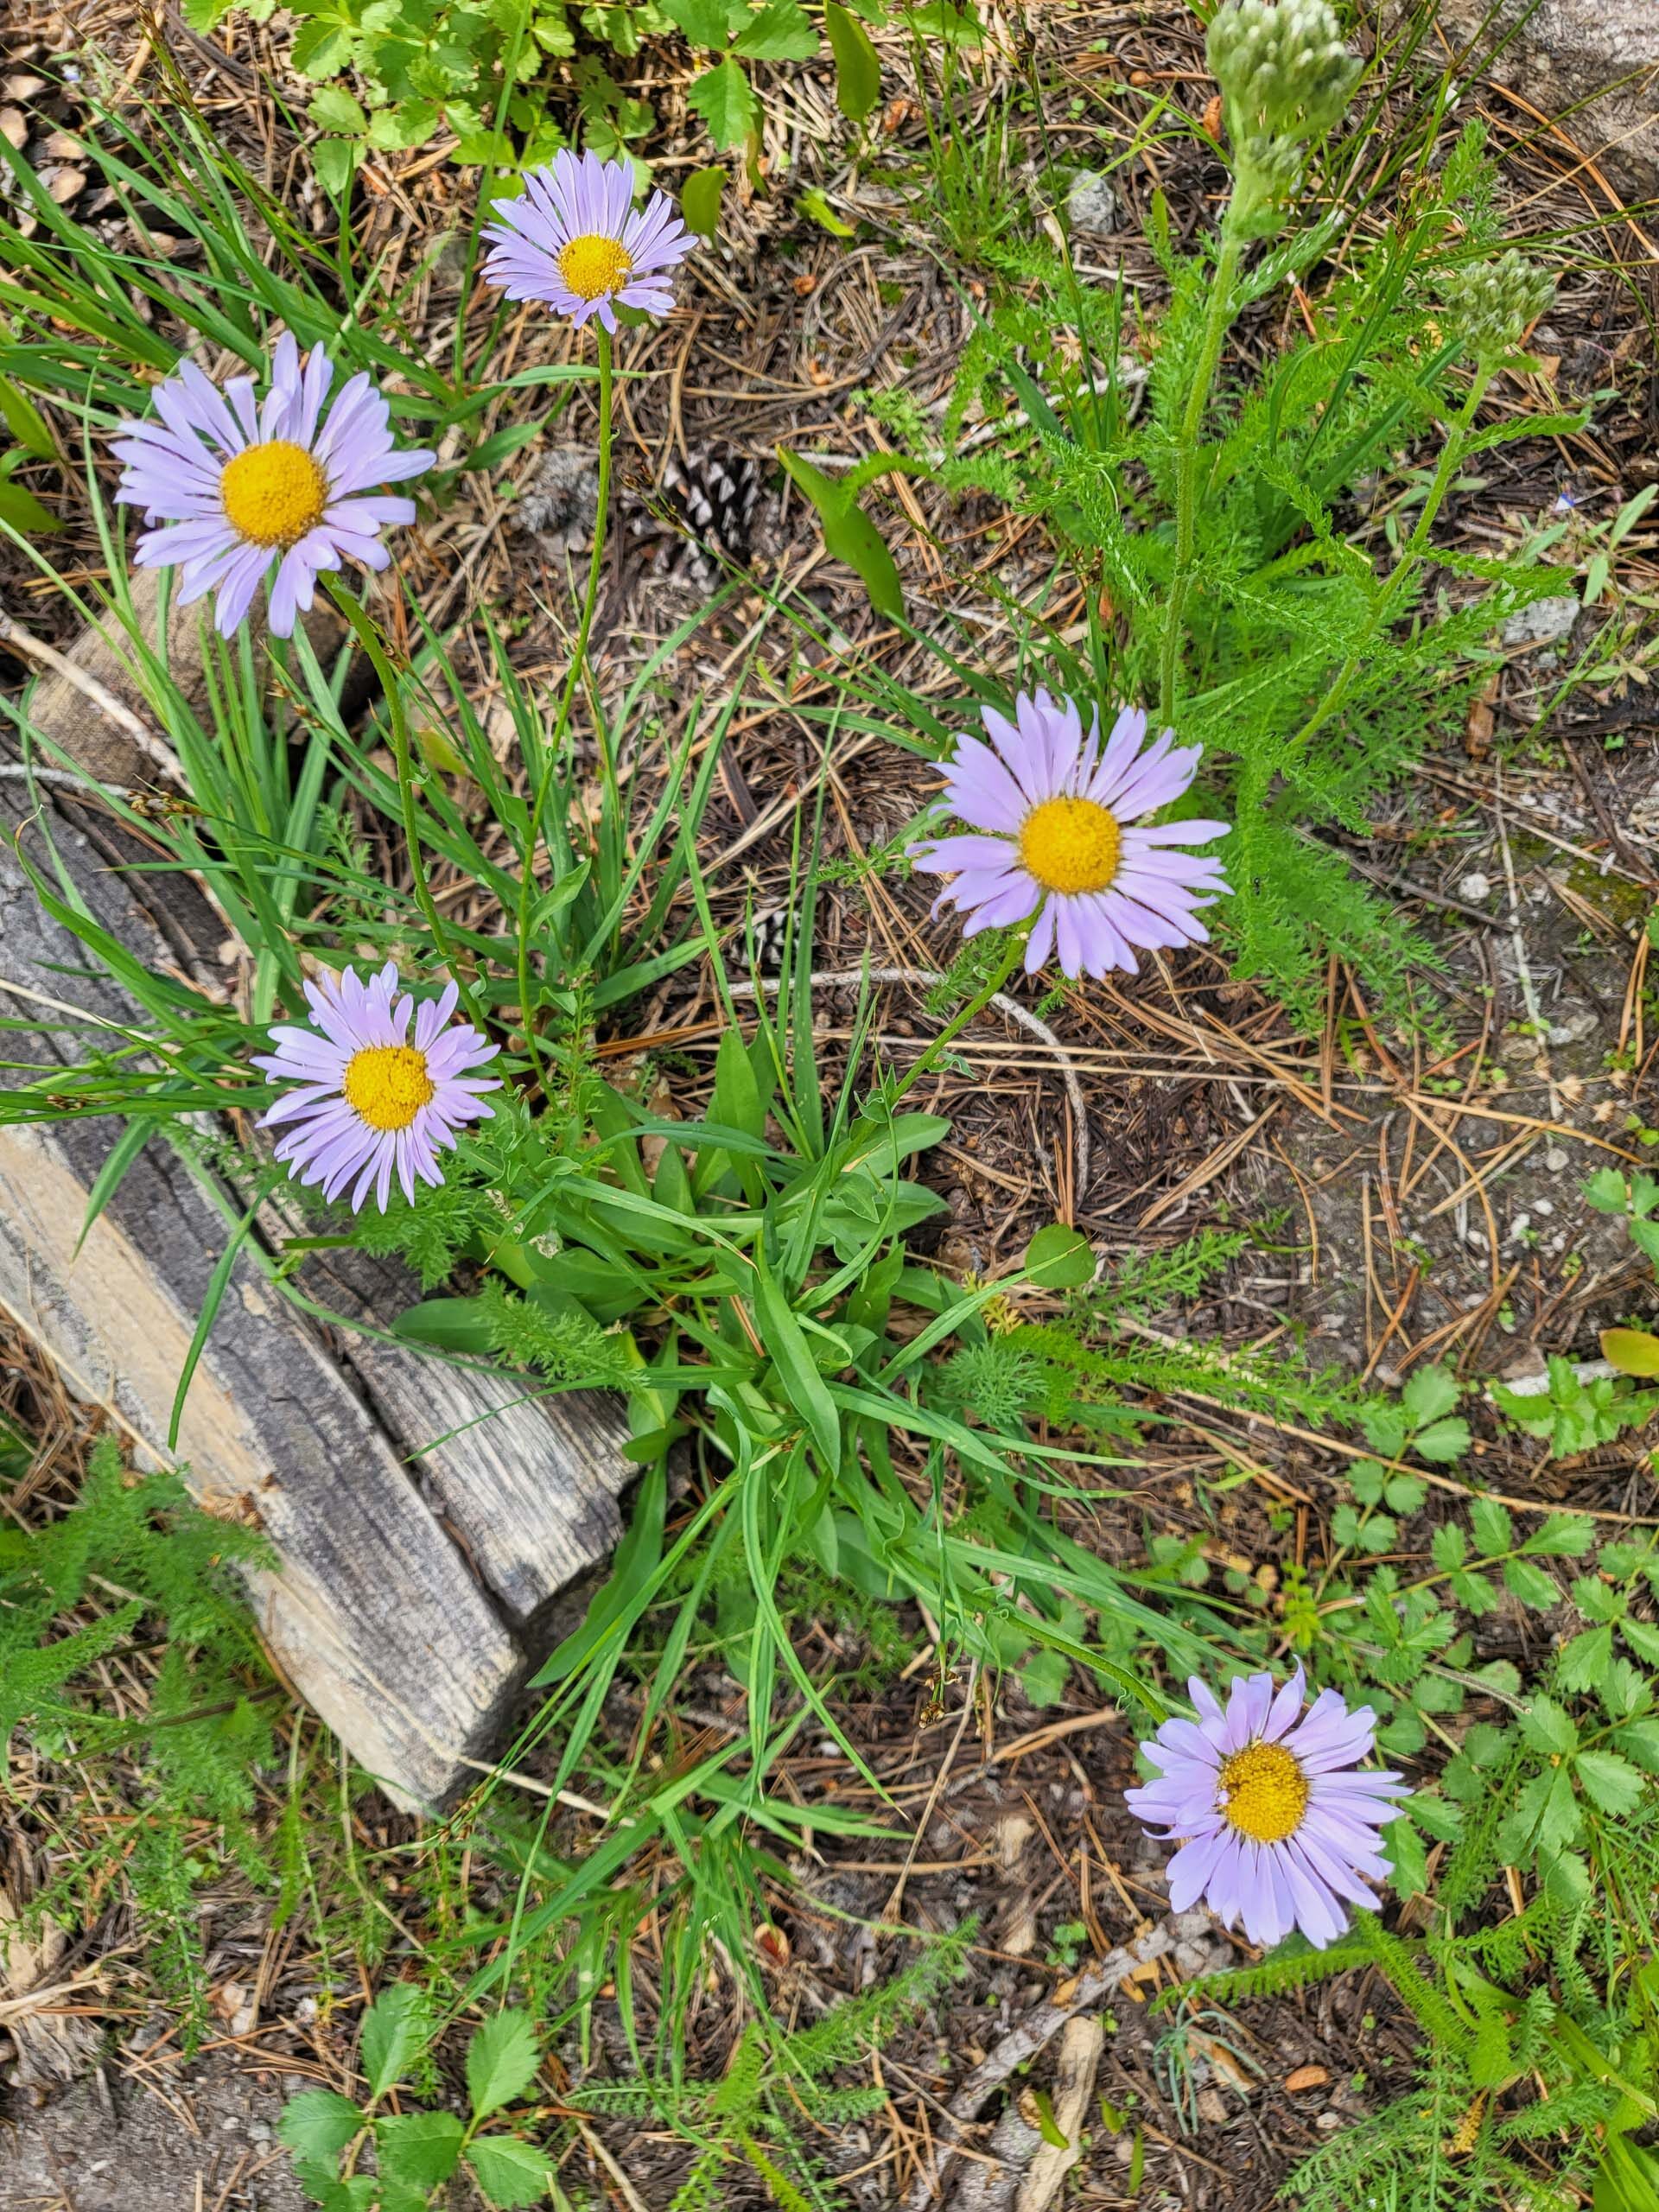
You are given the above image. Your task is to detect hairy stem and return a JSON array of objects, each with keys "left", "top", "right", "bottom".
[
  {"left": 1283, "top": 364, "right": 1491, "bottom": 765},
  {"left": 887, "top": 937, "right": 1026, "bottom": 1116},
  {"left": 516, "top": 327, "right": 614, "bottom": 1090},
  {"left": 1158, "top": 214, "right": 1247, "bottom": 727}
]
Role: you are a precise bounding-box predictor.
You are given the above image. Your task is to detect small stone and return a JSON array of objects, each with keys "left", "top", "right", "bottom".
[
  {"left": 1510, "top": 1213, "right": 1531, "bottom": 1242},
  {"left": 1500, "top": 594, "right": 1580, "bottom": 649},
  {"left": 1457, "top": 870, "right": 1491, "bottom": 901},
  {"left": 1065, "top": 169, "right": 1120, "bottom": 236},
  {"left": 1315, "top": 2108, "right": 1343, "bottom": 2131},
  {"left": 995, "top": 1810, "right": 1035, "bottom": 1871},
  {"left": 37, "top": 163, "right": 85, "bottom": 205},
  {"left": 1544, "top": 1147, "right": 1569, "bottom": 1172},
  {"left": 430, "top": 230, "right": 470, "bottom": 280},
  {"left": 1534, "top": 1198, "right": 1554, "bottom": 1217},
  {"left": 999, "top": 1897, "right": 1038, "bottom": 1957}
]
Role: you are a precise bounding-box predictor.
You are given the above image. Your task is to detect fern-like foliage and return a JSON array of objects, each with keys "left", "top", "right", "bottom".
[
  {"left": 565, "top": 1930, "right": 969, "bottom": 2211},
  {"left": 0, "top": 1440, "right": 278, "bottom": 2044},
  {"left": 870, "top": 122, "right": 1578, "bottom": 1020}
]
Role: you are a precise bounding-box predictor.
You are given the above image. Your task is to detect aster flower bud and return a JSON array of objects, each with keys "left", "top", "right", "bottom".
[
  {"left": 1434, "top": 250, "right": 1555, "bottom": 365},
  {"left": 1207, "top": 0, "right": 1363, "bottom": 146}
]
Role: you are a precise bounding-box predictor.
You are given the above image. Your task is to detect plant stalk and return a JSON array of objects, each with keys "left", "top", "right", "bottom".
[
  {"left": 887, "top": 937, "right": 1026, "bottom": 1115},
  {"left": 1158, "top": 213, "right": 1247, "bottom": 727},
  {"left": 1282, "top": 364, "right": 1491, "bottom": 765},
  {"left": 516, "top": 326, "right": 614, "bottom": 1090},
  {"left": 325, "top": 580, "right": 487, "bottom": 1033}
]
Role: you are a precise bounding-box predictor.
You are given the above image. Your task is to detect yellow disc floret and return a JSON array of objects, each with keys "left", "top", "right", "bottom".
[
  {"left": 1018, "top": 796, "right": 1122, "bottom": 896},
  {"left": 219, "top": 440, "right": 329, "bottom": 550},
  {"left": 1217, "top": 1740, "right": 1309, "bottom": 1844},
  {"left": 342, "top": 1045, "right": 435, "bottom": 1133},
  {"left": 558, "top": 234, "right": 634, "bottom": 301}
]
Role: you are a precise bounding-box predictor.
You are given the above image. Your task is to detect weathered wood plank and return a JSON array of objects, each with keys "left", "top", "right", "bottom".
[
  {"left": 14, "top": 568, "right": 342, "bottom": 791},
  {"left": 292, "top": 1240, "right": 628, "bottom": 1630},
  {"left": 0, "top": 777, "right": 632, "bottom": 1802},
  {"left": 0, "top": 1115, "right": 522, "bottom": 1808}
]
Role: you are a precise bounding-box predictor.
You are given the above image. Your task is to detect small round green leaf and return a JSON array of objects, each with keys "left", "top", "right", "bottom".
[
  {"left": 1602, "top": 1326, "right": 1659, "bottom": 1377},
  {"left": 1022, "top": 1224, "right": 1096, "bottom": 1290},
  {"left": 681, "top": 164, "right": 725, "bottom": 240}
]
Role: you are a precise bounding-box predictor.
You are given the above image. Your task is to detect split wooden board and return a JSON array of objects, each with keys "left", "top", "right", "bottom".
[{"left": 0, "top": 662, "right": 634, "bottom": 1808}]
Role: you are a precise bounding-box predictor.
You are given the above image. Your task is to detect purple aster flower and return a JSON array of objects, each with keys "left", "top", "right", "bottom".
[
  {"left": 112, "top": 332, "right": 435, "bottom": 639},
  {"left": 907, "top": 690, "right": 1231, "bottom": 981},
  {"left": 1126, "top": 1669, "right": 1407, "bottom": 1951},
  {"left": 253, "top": 963, "right": 499, "bottom": 1214},
  {"left": 480, "top": 149, "right": 693, "bottom": 332}
]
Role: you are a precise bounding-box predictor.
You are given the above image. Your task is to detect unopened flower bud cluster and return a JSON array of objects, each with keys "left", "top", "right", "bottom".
[
  {"left": 1205, "top": 0, "right": 1361, "bottom": 238},
  {"left": 1207, "top": 0, "right": 1363, "bottom": 146},
  {"left": 1434, "top": 250, "right": 1554, "bottom": 365}
]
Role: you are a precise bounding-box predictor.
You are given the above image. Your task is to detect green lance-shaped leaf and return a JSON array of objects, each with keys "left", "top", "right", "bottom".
[
  {"left": 777, "top": 446, "right": 903, "bottom": 620},
  {"left": 825, "top": 1, "right": 880, "bottom": 121},
  {"left": 681, "top": 164, "right": 725, "bottom": 239}
]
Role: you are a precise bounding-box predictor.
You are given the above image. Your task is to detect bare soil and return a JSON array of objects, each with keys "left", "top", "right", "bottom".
[
  {"left": 2, "top": 2042, "right": 306, "bottom": 2212},
  {"left": 3, "top": 0, "right": 1659, "bottom": 2207}
]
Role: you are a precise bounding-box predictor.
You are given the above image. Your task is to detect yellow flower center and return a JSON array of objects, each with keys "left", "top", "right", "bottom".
[
  {"left": 219, "top": 439, "right": 329, "bottom": 550},
  {"left": 341, "top": 1045, "right": 435, "bottom": 1133},
  {"left": 558, "top": 233, "right": 634, "bottom": 302},
  {"left": 1018, "top": 796, "right": 1122, "bottom": 895},
  {"left": 1217, "top": 1740, "right": 1309, "bottom": 1845}
]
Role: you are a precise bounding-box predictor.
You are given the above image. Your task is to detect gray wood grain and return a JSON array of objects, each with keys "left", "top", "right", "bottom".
[
  {"left": 16, "top": 568, "right": 343, "bottom": 790},
  {"left": 291, "top": 1239, "right": 628, "bottom": 1630},
  {"left": 0, "top": 778, "right": 632, "bottom": 1801}
]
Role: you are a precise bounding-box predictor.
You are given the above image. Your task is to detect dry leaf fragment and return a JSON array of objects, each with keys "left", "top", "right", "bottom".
[{"left": 38, "top": 163, "right": 85, "bottom": 204}]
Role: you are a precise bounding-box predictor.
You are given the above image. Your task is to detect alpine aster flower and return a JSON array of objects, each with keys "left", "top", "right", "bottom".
[
  {"left": 254, "top": 963, "right": 499, "bottom": 1214},
  {"left": 113, "top": 334, "right": 435, "bottom": 639},
  {"left": 480, "top": 149, "right": 693, "bottom": 332},
  {"left": 1126, "top": 1669, "right": 1407, "bottom": 1951},
  {"left": 907, "top": 690, "right": 1230, "bottom": 981}
]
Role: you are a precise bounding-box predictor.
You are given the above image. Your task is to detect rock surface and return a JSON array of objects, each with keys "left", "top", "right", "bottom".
[{"left": 1434, "top": 0, "right": 1659, "bottom": 200}]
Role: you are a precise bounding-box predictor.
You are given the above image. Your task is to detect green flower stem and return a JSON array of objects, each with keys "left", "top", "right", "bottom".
[
  {"left": 326, "top": 579, "right": 487, "bottom": 1034},
  {"left": 516, "top": 326, "right": 614, "bottom": 1090},
  {"left": 887, "top": 936, "right": 1026, "bottom": 1115},
  {"left": 1157, "top": 211, "right": 1249, "bottom": 728},
  {"left": 1283, "top": 363, "right": 1491, "bottom": 765}
]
